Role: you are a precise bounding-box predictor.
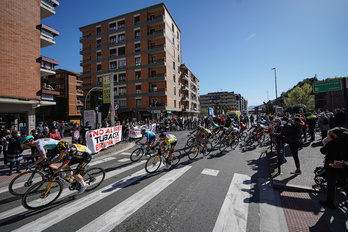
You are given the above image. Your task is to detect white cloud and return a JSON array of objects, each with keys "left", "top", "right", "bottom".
[{"left": 246, "top": 34, "right": 256, "bottom": 41}]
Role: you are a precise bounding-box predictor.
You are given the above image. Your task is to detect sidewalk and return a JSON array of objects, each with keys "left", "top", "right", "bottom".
[{"left": 0, "top": 138, "right": 135, "bottom": 183}]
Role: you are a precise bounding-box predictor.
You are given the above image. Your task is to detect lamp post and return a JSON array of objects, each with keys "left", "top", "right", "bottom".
[{"left": 271, "top": 68, "right": 278, "bottom": 100}]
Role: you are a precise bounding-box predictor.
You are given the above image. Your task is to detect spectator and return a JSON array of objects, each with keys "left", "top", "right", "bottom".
[
  {"left": 299, "top": 114, "right": 308, "bottom": 143},
  {"left": 306, "top": 112, "right": 317, "bottom": 142},
  {"left": 318, "top": 112, "right": 330, "bottom": 140},
  {"left": 29, "top": 129, "right": 40, "bottom": 162},
  {"left": 328, "top": 112, "right": 337, "bottom": 129},
  {"left": 57, "top": 122, "right": 65, "bottom": 139},
  {"left": 81, "top": 121, "right": 93, "bottom": 145},
  {"left": 272, "top": 118, "right": 286, "bottom": 165},
  {"left": 1, "top": 129, "right": 11, "bottom": 168},
  {"left": 7, "top": 130, "right": 23, "bottom": 175},
  {"left": 36, "top": 122, "right": 44, "bottom": 134},
  {"left": 47, "top": 126, "right": 61, "bottom": 140},
  {"left": 281, "top": 117, "right": 303, "bottom": 174},
  {"left": 72, "top": 123, "right": 80, "bottom": 144},
  {"left": 43, "top": 126, "right": 49, "bottom": 137},
  {"left": 335, "top": 108, "right": 346, "bottom": 128},
  {"left": 319, "top": 127, "right": 348, "bottom": 209}
]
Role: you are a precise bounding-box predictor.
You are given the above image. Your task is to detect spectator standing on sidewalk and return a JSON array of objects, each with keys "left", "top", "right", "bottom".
[
  {"left": 80, "top": 121, "right": 92, "bottom": 145},
  {"left": 7, "top": 130, "right": 23, "bottom": 175},
  {"left": 306, "top": 112, "right": 317, "bottom": 142},
  {"left": 281, "top": 117, "right": 303, "bottom": 174},
  {"left": 47, "top": 126, "right": 61, "bottom": 140},
  {"left": 272, "top": 118, "right": 286, "bottom": 164},
  {"left": 71, "top": 123, "right": 80, "bottom": 144},
  {"left": 328, "top": 112, "right": 337, "bottom": 129},
  {"left": 1, "top": 129, "right": 11, "bottom": 168},
  {"left": 319, "top": 127, "right": 348, "bottom": 209},
  {"left": 318, "top": 112, "right": 330, "bottom": 140},
  {"left": 335, "top": 108, "right": 346, "bottom": 128}
]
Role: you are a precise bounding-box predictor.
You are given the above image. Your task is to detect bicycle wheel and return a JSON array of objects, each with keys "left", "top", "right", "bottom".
[
  {"left": 22, "top": 180, "right": 63, "bottom": 210},
  {"left": 184, "top": 137, "right": 195, "bottom": 149},
  {"left": 230, "top": 138, "right": 239, "bottom": 150},
  {"left": 145, "top": 155, "right": 162, "bottom": 173},
  {"left": 219, "top": 139, "right": 229, "bottom": 152},
  {"left": 188, "top": 145, "right": 200, "bottom": 160},
  {"left": 83, "top": 167, "right": 106, "bottom": 191},
  {"left": 9, "top": 170, "right": 45, "bottom": 196},
  {"left": 130, "top": 148, "right": 144, "bottom": 162},
  {"left": 171, "top": 150, "right": 182, "bottom": 167}
]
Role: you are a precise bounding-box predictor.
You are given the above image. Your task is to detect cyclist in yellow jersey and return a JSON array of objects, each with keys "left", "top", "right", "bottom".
[
  {"left": 152, "top": 132, "right": 177, "bottom": 170},
  {"left": 199, "top": 127, "right": 212, "bottom": 156}
]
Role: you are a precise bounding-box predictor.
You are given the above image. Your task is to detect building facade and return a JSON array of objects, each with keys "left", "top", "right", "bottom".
[
  {"left": 0, "top": 0, "right": 60, "bottom": 131},
  {"left": 79, "top": 3, "right": 198, "bottom": 121},
  {"left": 180, "top": 64, "right": 200, "bottom": 117},
  {"left": 45, "top": 69, "right": 84, "bottom": 123}
]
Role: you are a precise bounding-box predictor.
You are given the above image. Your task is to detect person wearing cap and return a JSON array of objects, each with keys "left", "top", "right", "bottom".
[
  {"left": 48, "top": 126, "right": 61, "bottom": 140},
  {"left": 281, "top": 117, "right": 303, "bottom": 174}
]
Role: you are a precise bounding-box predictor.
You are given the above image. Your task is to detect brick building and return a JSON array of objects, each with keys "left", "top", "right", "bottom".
[
  {"left": 45, "top": 69, "right": 84, "bottom": 123},
  {"left": 180, "top": 64, "right": 200, "bottom": 116},
  {"left": 0, "top": 0, "right": 60, "bottom": 131},
  {"left": 79, "top": 3, "right": 199, "bottom": 121}
]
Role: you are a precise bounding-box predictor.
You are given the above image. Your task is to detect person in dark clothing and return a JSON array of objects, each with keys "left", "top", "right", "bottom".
[
  {"left": 272, "top": 118, "right": 286, "bottom": 164},
  {"left": 306, "top": 113, "right": 317, "bottom": 142},
  {"left": 7, "top": 130, "right": 23, "bottom": 175},
  {"left": 281, "top": 117, "right": 303, "bottom": 174},
  {"left": 81, "top": 121, "right": 93, "bottom": 145},
  {"left": 319, "top": 127, "right": 348, "bottom": 209},
  {"left": 328, "top": 112, "right": 337, "bottom": 129}
]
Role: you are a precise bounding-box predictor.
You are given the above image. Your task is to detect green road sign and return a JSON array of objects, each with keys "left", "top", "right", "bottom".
[{"left": 313, "top": 80, "right": 342, "bottom": 93}]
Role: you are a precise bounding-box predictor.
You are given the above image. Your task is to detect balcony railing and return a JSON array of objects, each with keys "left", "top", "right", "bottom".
[
  {"left": 149, "top": 58, "right": 165, "bottom": 64},
  {"left": 149, "top": 44, "right": 165, "bottom": 49},
  {"left": 149, "top": 88, "right": 166, "bottom": 93},
  {"left": 135, "top": 90, "right": 141, "bottom": 94},
  {"left": 37, "top": 56, "right": 59, "bottom": 71},
  {"left": 149, "top": 103, "right": 167, "bottom": 107},
  {"left": 148, "top": 15, "right": 164, "bottom": 21},
  {"left": 80, "top": 58, "right": 91, "bottom": 63},
  {"left": 41, "top": 0, "right": 59, "bottom": 10},
  {"left": 149, "top": 73, "right": 166, "bottom": 78},
  {"left": 76, "top": 90, "right": 84, "bottom": 95},
  {"left": 148, "top": 29, "right": 165, "bottom": 36}
]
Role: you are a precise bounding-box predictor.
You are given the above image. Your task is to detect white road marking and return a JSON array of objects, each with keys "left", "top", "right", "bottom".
[
  {"left": 118, "top": 158, "right": 131, "bottom": 162},
  {"left": 77, "top": 165, "right": 192, "bottom": 232},
  {"left": 0, "top": 161, "right": 146, "bottom": 225},
  {"left": 201, "top": 168, "right": 219, "bottom": 176},
  {"left": 213, "top": 173, "right": 251, "bottom": 232},
  {"left": 88, "top": 157, "right": 116, "bottom": 166},
  {"left": 120, "top": 152, "right": 132, "bottom": 155}
]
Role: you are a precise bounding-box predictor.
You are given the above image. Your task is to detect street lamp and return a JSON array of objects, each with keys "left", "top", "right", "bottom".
[{"left": 271, "top": 68, "right": 278, "bottom": 100}]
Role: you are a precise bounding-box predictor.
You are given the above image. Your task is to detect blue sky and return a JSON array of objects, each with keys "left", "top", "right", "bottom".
[{"left": 41, "top": 0, "right": 348, "bottom": 106}]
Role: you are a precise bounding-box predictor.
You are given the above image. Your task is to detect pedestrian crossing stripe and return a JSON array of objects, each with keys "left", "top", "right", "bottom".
[
  {"left": 201, "top": 168, "right": 219, "bottom": 176},
  {"left": 120, "top": 152, "right": 131, "bottom": 155}
]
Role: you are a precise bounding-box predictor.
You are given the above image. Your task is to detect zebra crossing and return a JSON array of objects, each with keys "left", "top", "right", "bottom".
[{"left": 0, "top": 152, "right": 287, "bottom": 232}]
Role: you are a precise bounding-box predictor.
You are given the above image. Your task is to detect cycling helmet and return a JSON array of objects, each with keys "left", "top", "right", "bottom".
[
  {"left": 141, "top": 128, "right": 146, "bottom": 134},
  {"left": 195, "top": 125, "right": 202, "bottom": 130},
  {"left": 57, "top": 141, "right": 69, "bottom": 151},
  {"left": 20, "top": 136, "right": 34, "bottom": 145},
  {"left": 159, "top": 132, "right": 166, "bottom": 139}
]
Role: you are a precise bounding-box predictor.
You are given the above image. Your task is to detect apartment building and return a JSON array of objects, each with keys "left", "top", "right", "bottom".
[
  {"left": 180, "top": 64, "right": 200, "bottom": 116},
  {"left": 79, "top": 3, "right": 188, "bottom": 120},
  {"left": 0, "top": 0, "right": 60, "bottom": 131},
  {"left": 200, "top": 92, "right": 237, "bottom": 115},
  {"left": 45, "top": 69, "right": 84, "bottom": 123}
]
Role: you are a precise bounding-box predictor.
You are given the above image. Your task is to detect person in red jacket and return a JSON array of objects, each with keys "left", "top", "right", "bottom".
[{"left": 47, "top": 126, "right": 61, "bottom": 140}]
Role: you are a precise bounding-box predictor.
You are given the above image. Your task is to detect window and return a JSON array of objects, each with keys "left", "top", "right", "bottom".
[
  {"left": 118, "top": 34, "right": 125, "bottom": 43},
  {"left": 97, "top": 76, "right": 102, "bottom": 84},
  {"left": 151, "top": 98, "right": 158, "bottom": 106},
  {"left": 119, "top": 73, "right": 126, "bottom": 82},
  {"left": 172, "top": 37, "right": 175, "bottom": 44},
  {"left": 118, "top": 20, "right": 125, "bottom": 29},
  {"left": 114, "top": 89, "right": 117, "bottom": 96},
  {"left": 134, "top": 43, "right": 140, "bottom": 52},
  {"left": 55, "top": 85, "right": 61, "bottom": 90},
  {"left": 118, "top": 47, "right": 125, "bottom": 55},
  {"left": 134, "top": 16, "right": 140, "bottom": 24},
  {"left": 149, "top": 15, "right": 155, "bottom": 21},
  {"left": 109, "top": 48, "right": 116, "bottom": 57},
  {"left": 173, "top": 61, "right": 175, "bottom": 70},
  {"left": 96, "top": 39, "right": 101, "bottom": 48},
  {"left": 177, "top": 31, "right": 179, "bottom": 39},
  {"left": 97, "top": 64, "right": 101, "bottom": 72},
  {"left": 135, "top": 57, "right": 141, "bottom": 66},
  {"left": 150, "top": 70, "right": 156, "bottom": 78},
  {"left": 173, "top": 74, "right": 176, "bottom": 83},
  {"left": 174, "top": 99, "right": 176, "bottom": 108},
  {"left": 96, "top": 27, "right": 101, "bottom": 35},
  {"left": 119, "top": 87, "right": 126, "bottom": 95},
  {"left": 174, "top": 86, "right": 176, "bottom": 95},
  {"left": 149, "top": 42, "right": 156, "bottom": 49},
  {"left": 134, "top": 30, "right": 140, "bottom": 39},
  {"left": 136, "top": 99, "right": 142, "bottom": 107},
  {"left": 151, "top": 85, "right": 157, "bottom": 92},
  {"left": 110, "top": 61, "right": 117, "bottom": 69},
  {"left": 119, "top": 99, "right": 127, "bottom": 108},
  {"left": 109, "top": 36, "right": 116, "bottom": 44},
  {"left": 172, "top": 24, "right": 174, "bottom": 32},
  {"left": 150, "top": 56, "right": 157, "bottom": 64},
  {"left": 96, "top": 52, "right": 101, "bottom": 60},
  {"left": 109, "top": 23, "right": 116, "bottom": 31},
  {"left": 118, "top": 60, "right": 126, "bottom": 68},
  {"left": 135, "top": 85, "right": 141, "bottom": 94},
  {"left": 149, "top": 29, "right": 155, "bottom": 35},
  {"left": 135, "top": 71, "right": 141, "bottom": 80}
]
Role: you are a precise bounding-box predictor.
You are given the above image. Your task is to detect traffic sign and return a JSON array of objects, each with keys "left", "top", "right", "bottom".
[{"left": 313, "top": 80, "right": 342, "bottom": 93}]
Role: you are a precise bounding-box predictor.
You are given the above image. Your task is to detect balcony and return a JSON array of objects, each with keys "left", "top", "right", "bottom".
[
  {"left": 76, "top": 110, "right": 82, "bottom": 115},
  {"left": 149, "top": 58, "right": 165, "bottom": 64},
  {"left": 148, "top": 29, "right": 165, "bottom": 37},
  {"left": 37, "top": 56, "right": 59, "bottom": 76},
  {"left": 148, "top": 15, "right": 164, "bottom": 22},
  {"left": 149, "top": 103, "right": 167, "bottom": 108},
  {"left": 76, "top": 100, "right": 83, "bottom": 106},
  {"left": 38, "top": 24, "right": 59, "bottom": 48},
  {"left": 149, "top": 87, "right": 166, "bottom": 93},
  {"left": 40, "top": 0, "right": 59, "bottom": 19},
  {"left": 76, "top": 79, "right": 83, "bottom": 86},
  {"left": 76, "top": 89, "right": 84, "bottom": 96},
  {"left": 149, "top": 73, "right": 166, "bottom": 79},
  {"left": 148, "top": 44, "right": 165, "bottom": 50}
]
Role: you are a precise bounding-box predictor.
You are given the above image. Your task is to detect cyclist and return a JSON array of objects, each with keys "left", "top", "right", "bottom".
[
  {"left": 53, "top": 141, "right": 92, "bottom": 194},
  {"left": 196, "top": 126, "right": 212, "bottom": 156},
  {"left": 210, "top": 121, "right": 221, "bottom": 136},
  {"left": 136, "top": 128, "right": 156, "bottom": 150},
  {"left": 151, "top": 132, "right": 177, "bottom": 170},
  {"left": 21, "top": 136, "right": 61, "bottom": 170}
]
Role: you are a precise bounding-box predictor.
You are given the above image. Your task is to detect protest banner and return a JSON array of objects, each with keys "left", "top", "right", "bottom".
[
  {"left": 86, "top": 126, "right": 122, "bottom": 153},
  {"left": 129, "top": 126, "right": 142, "bottom": 138}
]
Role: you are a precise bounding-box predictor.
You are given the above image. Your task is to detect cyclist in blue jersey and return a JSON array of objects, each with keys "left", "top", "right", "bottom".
[{"left": 136, "top": 128, "right": 157, "bottom": 150}]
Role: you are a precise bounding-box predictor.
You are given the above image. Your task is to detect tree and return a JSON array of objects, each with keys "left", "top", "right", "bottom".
[{"left": 284, "top": 83, "right": 315, "bottom": 111}]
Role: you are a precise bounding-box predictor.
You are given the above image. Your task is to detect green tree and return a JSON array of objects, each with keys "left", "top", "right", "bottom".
[
  {"left": 200, "top": 108, "right": 208, "bottom": 117},
  {"left": 284, "top": 83, "right": 314, "bottom": 111}
]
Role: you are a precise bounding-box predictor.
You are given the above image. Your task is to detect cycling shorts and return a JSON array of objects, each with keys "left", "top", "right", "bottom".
[
  {"left": 169, "top": 141, "right": 177, "bottom": 152},
  {"left": 67, "top": 153, "right": 92, "bottom": 175}
]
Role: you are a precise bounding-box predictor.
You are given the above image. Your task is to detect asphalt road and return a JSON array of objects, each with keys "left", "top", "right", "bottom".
[{"left": 0, "top": 130, "right": 288, "bottom": 232}]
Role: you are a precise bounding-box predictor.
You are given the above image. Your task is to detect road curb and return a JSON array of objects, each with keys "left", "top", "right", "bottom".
[{"left": 272, "top": 180, "right": 324, "bottom": 193}]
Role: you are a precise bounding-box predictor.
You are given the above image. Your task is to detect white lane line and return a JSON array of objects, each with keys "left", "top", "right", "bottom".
[
  {"left": 77, "top": 165, "right": 192, "bottom": 232},
  {"left": 120, "top": 152, "right": 132, "bottom": 155},
  {"left": 0, "top": 161, "right": 146, "bottom": 225},
  {"left": 118, "top": 158, "right": 131, "bottom": 162},
  {"left": 259, "top": 178, "right": 289, "bottom": 232},
  {"left": 0, "top": 157, "right": 116, "bottom": 195},
  {"left": 213, "top": 173, "right": 251, "bottom": 232},
  {"left": 201, "top": 168, "right": 219, "bottom": 176}
]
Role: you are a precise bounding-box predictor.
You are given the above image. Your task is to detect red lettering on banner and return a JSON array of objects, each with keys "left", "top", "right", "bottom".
[
  {"left": 106, "top": 128, "right": 111, "bottom": 134},
  {"left": 99, "top": 129, "right": 104, "bottom": 135},
  {"left": 96, "top": 143, "right": 103, "bottom": 151},
  {"left": 92, "top": 130, "right": 99, "bottom": 137}
]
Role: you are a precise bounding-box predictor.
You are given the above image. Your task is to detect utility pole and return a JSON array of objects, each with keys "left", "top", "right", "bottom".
[{"left": 272, "top": 68, "right": 278, "bottom": 99}]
